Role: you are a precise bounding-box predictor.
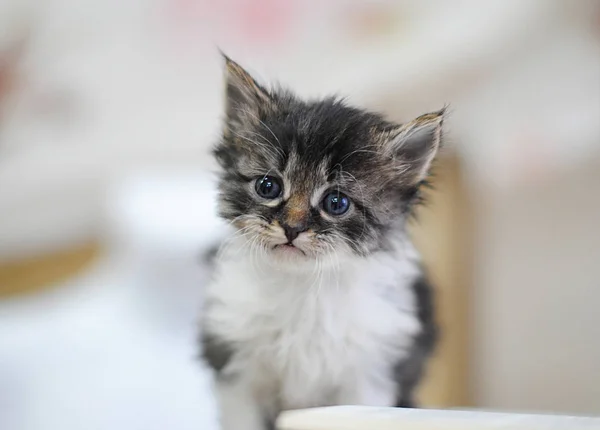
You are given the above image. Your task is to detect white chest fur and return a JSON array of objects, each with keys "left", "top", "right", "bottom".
[{"left": 203, "top": 247, "right": 422, "bottom": 424}]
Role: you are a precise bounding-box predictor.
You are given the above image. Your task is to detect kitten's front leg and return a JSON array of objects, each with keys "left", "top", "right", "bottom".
[{"left": 217, "top": 377, "right": 266, "bottom": 430}]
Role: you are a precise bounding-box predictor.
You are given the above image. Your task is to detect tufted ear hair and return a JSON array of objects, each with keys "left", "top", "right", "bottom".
[
  {"left": 378, "top": 108, "right": 445, "bottom": 185},
  {"left": 221, "top": 53, "right": 274, "bottom": 133}
]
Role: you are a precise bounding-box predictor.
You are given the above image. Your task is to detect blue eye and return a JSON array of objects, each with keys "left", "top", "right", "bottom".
[
  {"left": 255, "top": 175, "right": 282, "bottom": 199},
  {"left": 323, "top": 191, "right": 350, "bottom": 216}
]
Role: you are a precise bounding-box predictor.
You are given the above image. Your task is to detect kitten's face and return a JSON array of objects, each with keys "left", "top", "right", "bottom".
[{"left": 215, "top": 56, "right": 444, "bottom": 263}]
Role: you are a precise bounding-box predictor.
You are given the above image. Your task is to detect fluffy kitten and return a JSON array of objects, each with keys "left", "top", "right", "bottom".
[{"left": 201, "top": 55, "right": 442, "bottom": 430}]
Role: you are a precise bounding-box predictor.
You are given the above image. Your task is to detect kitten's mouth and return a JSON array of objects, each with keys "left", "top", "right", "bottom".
[{"left": 273, "top": 243, "right": 306, "bottom": 256}]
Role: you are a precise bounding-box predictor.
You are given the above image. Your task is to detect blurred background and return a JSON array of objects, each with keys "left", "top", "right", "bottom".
[{"left": 0, "top": 0, "right": 599, "bottom": 428}]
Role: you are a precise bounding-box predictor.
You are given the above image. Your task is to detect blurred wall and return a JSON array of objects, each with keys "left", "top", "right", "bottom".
[{"left": 472, "top": 157, "right": 600, "bottom": 415}]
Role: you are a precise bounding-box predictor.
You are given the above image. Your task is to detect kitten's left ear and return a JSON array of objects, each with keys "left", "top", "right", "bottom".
[
  {"left": 382, "top": 108, "right": 445, "bottom": 185},
  {"left": 221, "top": 54, "right": 274, "bottom": 130}
]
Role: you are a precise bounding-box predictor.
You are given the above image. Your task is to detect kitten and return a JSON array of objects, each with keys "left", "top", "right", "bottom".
[{"left": 201, "top": 55, "right": 442, "bottom": 430}]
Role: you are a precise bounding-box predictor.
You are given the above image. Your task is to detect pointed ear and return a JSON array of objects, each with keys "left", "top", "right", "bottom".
[
  {"left": 381, "top": 108, "right": 445, "bottom": 185},
  {"left": 221, "top": 54, "right": 274, "bottom": 131}
]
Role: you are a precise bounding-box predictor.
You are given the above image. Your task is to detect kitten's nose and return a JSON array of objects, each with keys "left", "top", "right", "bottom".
[{"left": 283, "top": 224, "right": 307, "bottom": 243}]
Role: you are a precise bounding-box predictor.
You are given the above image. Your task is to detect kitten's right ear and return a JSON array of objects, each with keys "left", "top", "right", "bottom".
[{"left": 221, "top": 53, "right": 273, "bottom": 130}]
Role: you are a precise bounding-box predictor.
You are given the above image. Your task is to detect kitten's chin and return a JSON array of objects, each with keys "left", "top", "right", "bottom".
[
  {"left": 269, "top": 242, "right": 335, "bottom": 268},
  {"left": 271, "top": 243, "right": 310, "bottom": 261},
  {"left": 268, "top": 242, "right": 343, "bottom": 268}
]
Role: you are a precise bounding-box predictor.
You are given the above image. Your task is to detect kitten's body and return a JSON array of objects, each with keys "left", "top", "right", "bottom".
[
  {"left": 204, "top": 237, "right": 431, "bottom": 428},
  {"left": 202, "top": 56, "right": 442, "bottom": 430}
]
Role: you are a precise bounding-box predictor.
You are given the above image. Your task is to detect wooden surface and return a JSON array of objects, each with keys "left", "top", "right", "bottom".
[
  {"left": 0, "top": 242, "right": 99, "bottom": 298},
  {"left": 409, "top": 155, "right": 472, "bottom": 407}
]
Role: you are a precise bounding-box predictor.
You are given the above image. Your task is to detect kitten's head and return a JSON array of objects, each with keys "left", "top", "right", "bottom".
[{"left": 214, "top": 56, "right": 444, "bottom": 263}]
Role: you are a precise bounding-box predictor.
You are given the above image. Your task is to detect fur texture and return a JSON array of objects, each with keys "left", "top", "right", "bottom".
[{"left": 201, "top": 55, "right": 442, "bottom": 430}]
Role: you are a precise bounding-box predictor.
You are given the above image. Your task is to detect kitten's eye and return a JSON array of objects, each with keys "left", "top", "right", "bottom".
[
  {"left": 322, "top": 191, "right": 350, "bottom": 216},
  {"left": 255, "top": 175, "right": 282, "bottom": 199}
]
